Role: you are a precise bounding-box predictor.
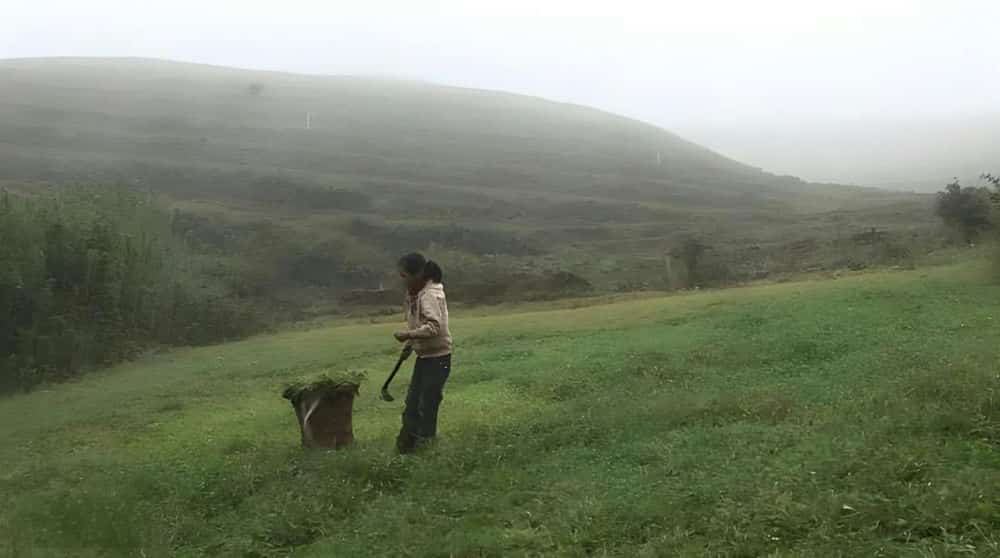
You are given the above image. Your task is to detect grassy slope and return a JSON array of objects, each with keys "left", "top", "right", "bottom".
[
  {"left": 2, "top": 261, "right": 999, "bottom": 557},
  {"left": 0, "top": 58, "right": 789, "bottom": 193},
  {"left": 0, "top": 57, "right": 924, "bottom": 220}
]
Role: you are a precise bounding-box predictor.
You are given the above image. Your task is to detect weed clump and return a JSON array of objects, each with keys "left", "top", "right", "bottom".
[{"left": 281, "top": 370, "right": 366, "bottom": 405}]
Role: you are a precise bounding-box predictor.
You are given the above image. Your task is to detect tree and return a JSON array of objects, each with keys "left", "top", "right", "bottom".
[
  {"left": 980, "top": 173, "right": 1000, "bottom": 283},
  {"left": 671, "top": 236, "right": 708, "bottom": 287},
  {"left": 935, "top": 179, "right": 993, "bottom": 244},
  {"left": 983, "top": 173, "right": 1000, "bottom": 203}
]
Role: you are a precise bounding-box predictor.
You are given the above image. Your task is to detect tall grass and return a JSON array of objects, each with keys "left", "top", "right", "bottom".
[
  {"left": 0, "top": 186, "right": 263, "bottom": 392},
  {"left": 1, "top": 261, "right": 998, "bottom": 556}
]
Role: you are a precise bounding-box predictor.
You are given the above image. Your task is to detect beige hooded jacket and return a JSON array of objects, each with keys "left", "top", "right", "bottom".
[{"left": 405, "top": 282, "right": 452, "bottom": 358}]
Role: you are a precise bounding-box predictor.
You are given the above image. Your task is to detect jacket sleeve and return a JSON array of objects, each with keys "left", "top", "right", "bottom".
[{"left": 407, "top": 293, "right": 442, "bottom": 339}]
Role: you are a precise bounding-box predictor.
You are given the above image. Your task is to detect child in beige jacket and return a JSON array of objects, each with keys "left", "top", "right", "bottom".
[{"left": 393, "top": 253, "right": 452, "bottom": 453}]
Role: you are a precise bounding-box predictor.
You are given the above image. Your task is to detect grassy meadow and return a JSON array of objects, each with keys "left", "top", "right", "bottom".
[{"left": 2, "top": 259, "right": 999, "bottom": 557}]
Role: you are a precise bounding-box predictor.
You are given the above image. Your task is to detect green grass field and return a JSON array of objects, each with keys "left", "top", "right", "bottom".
[{"left": 2, "top": 261, "right": 999, "bottom": 557}]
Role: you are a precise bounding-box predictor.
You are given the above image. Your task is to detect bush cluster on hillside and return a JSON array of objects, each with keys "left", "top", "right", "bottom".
[
  {"left": 0, "top": 187, "right": 263, "bottom": 392},
  {"left": 935, "top": 179, "right": 994, "bottom": 244}
]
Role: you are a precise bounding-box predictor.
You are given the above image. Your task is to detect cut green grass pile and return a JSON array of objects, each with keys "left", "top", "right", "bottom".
[{"left": 2, "top": 263, "right": 999, "bottom": 557}]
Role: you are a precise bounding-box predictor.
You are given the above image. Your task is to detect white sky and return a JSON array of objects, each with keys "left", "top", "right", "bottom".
[{"left": 3, "top": 0, "right": 999, "bottom": 186}]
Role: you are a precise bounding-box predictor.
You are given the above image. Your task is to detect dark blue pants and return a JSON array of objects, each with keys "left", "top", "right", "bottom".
[{"left": 397, "top": 354, "right": 451, "bottom": 452}]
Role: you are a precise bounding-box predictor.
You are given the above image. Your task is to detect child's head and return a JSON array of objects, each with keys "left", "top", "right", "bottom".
[{"left": 397, "top": 253, "right": 443, "bottom": 290}]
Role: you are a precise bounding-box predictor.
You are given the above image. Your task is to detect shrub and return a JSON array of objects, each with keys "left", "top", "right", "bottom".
[
  {"left": 0, "top": 186, "right": 267, "bottom": 393},
  {"left": 935, "top": 179, "right": 992, "bottom": 244}
]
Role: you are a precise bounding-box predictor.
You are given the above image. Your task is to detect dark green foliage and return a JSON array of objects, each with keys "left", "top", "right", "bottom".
[
  {"left": 672, "top": 236, "right": 709, "bottom": 287},
  {"left": 0, "top": 186, "right": 263, "bottom": 392},
  {"left": 170, "top": 209, "right": 238, "bottom": 252},
  {"left": 984, "top": 173, "right": 1000, "bottom": 190},
  {"left": 984, "top": 173, "right": 1000, "bottom": 219},
  {"left": 935, "top": 179, "right": 993, "bottom": 243},
  {"left": 287, "top": 243, "right": 344, "bottom": 287},
  {"left": 167, "top": 213, "right": 384, "bottom": 295}
]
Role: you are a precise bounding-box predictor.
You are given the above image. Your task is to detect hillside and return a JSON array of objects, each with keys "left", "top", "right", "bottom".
[
  {"left": 0, "top": 57, "right": 934, "bottom": 308},
  {"left": 2, "top": 261, "right": 998, "bottom": 556},
  {"left": 0, "top": 58, "right": 920, "bottom": 213}
]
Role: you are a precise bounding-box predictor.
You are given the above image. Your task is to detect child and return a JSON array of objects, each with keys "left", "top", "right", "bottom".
[{"left": 393, "top": 253, "right": 452, "bottom": 453}]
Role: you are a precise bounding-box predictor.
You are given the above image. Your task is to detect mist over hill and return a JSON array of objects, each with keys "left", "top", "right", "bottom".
[
  {"left": 0, "top": 57, "right": 890, "bottom": 212},
  {"left": 679, "top": 114, "right": 999, "bottom": 192}
]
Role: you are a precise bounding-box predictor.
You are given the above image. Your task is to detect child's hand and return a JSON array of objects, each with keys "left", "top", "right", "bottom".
[{"left": 393, "top": 331, "right": 411, "bottom": 342}]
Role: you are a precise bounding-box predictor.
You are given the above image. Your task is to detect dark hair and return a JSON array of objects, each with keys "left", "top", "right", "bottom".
[{"left": 398, "top": 253, "right": 443, "bottom": 283}]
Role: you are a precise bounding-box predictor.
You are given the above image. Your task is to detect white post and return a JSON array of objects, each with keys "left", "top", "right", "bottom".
[{"left": 305, "top": 112, "right": 312, "bottom": 130}]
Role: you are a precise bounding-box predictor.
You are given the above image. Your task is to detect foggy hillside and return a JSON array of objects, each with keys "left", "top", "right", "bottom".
[
  {"left": 0, "top": 57, "right": 933, "bottom": 314},
  {"left": 0, "top": 57, "right": 897, "bottom": 214}
]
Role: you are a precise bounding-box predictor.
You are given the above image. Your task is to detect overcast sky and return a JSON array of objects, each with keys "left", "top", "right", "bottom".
[{"left": 3, "top": 0, "right": 998, "bottom": 187}]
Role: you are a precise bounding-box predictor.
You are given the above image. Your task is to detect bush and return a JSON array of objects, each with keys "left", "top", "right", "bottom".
[
  {"left": 935, "top": 179, "right": 992, "bottom": 244},
  {"left": 668, "top": 236, "right": 709, "bottom": 288},
  {"left": 982, "top": 173, "right": 1000, "bottom": 282},
  {"left": 0, "top": 186, "right": 267, "bottom": 393}
]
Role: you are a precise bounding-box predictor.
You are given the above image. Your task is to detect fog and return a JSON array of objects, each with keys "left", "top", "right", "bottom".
[{"left": 3, "top": 0, "right": 998, "bottom": 189}]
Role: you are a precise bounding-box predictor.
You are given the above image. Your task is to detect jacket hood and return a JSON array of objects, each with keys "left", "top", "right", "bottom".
[
  {"left": 421, "top": 282, "right": 445, "bottom": 296},
  {"left": 407, "top": 281, "right": 445, "bottom": 300}
]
